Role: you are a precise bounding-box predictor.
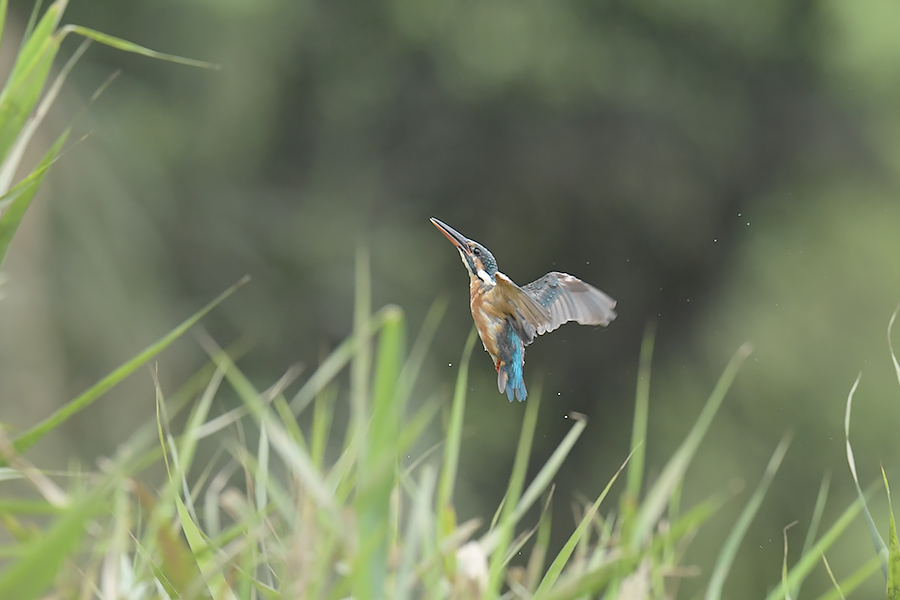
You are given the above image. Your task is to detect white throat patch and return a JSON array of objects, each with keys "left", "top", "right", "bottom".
[
  {"left": 457, "top": 248, "right": 494, "bottom": 286},
  {"left": 457, "top": 249, "right": 472, "bottom": 275}
]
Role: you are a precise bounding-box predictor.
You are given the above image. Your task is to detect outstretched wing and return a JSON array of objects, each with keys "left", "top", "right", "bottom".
[
  {"left": 523, "top": 272, "right": 616, "bottom": 337},
  {"left": 493, "top": 272, "right": 550, "bottom": 345}
]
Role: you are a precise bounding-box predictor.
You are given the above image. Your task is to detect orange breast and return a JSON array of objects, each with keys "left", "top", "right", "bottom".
[{"left": 470, "top": 278, "right": 506, "bottom": 362}]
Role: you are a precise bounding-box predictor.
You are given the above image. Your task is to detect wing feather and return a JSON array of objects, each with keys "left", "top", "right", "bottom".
[
  {"left": 523, "top": 272, "right": 617, "bottom": 337},
  {"left": 493, "top": 272, "right": 550, "bottom": 344}
]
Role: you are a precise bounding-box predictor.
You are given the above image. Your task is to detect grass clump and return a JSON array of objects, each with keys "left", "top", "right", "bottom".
[
  {"left": 0, "top": 255, "right": 711, "bottom": 599},
  {"left": 0, "top": 249, "right": 851, "bottom": 599}
]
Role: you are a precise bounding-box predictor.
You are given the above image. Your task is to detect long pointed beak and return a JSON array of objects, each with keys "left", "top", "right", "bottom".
[{"left": 430, "top": 217, "right": 471, "bottom": 254}]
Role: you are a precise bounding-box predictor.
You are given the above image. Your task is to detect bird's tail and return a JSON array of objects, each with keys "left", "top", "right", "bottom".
[{"left": 497, "top": 354, "right": 527, "bottom": 402}]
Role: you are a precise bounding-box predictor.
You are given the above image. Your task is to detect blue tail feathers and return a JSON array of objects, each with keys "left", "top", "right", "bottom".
[
  {"left": 501, "top": 361, "right": 527, "bottom": 401},
  {"left": 498, "top": 326, "right": 527, "bottom": 402}
]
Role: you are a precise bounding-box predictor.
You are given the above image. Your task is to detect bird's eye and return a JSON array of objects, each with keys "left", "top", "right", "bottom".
[{"left": 472, "top": 247, "right": 481, "bottom": 256}]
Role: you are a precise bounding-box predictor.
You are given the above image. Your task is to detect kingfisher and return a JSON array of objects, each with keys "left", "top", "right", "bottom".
[{"left": 431, "top": 217, "right": 617, "bottom": 402}]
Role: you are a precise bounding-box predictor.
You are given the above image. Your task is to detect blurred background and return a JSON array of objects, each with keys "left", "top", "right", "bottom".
[{"left": 2, "top": 0, "right": 900, "bottom": 596}]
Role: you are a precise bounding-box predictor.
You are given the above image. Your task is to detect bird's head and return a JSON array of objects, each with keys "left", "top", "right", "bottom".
[{"left": 430, "top": 217, "right": 498, "bottom": 284}]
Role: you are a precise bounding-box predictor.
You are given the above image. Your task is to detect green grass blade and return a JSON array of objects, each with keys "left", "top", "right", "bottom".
[
  {"left": 174, "top": 494, "right": 236, "bottom": 600},
  {"left": 488, "top": 491, "right": 508, "bottom": 536},
  {"left": 884, "top": 466, "right": 900, "bottom": 600},
  {"left": 395, "top": 400, "right": 442, "bottom": 469},
  {"left": 7, "top": 0, "right": 63, "bottom": 82},
  {"left": 526, "top": 498, "right": 553, "bottom": 592},
  {"left": 436, "top": 328, "right": 478, "bottom": 520},
  {"left": 289, "top": 306, "right": 392, "bottom": 414},
  {"left": 536, "top": 553, "right": 639, "bottom": 600},
  {"left": 154, "top": 367, "right": 173, "bottom": 482},
  {"left": 0, "top": 499, "right": 58, "bottom": 515},
  {"left": 482, "top": 411, "right": 589, "bottom": 554},
  {"left": 8, "top": 276, "right": 248, "bottom": 460},
  {"left": 844, "top": 374, "right": 888, "bottom": 569},
  {"left": 660, "top": 481, "right": 683, "bottom": 574},
  {"left": 0, "top": 0, "right": 62, "bottom": 165},
  {"left": 535, "top": 449, "right": 634, "bottom": 594},
  {"left": 706, "top": 433, "right": 791, "bottom": 600},
  {"left": 630, "top": 343, "right": 752, "bottom": 548},
  {"left": 0, "top": 131, "right": 67, "bottom": 268},
  {"left": 310, "top": 384, "right": 337, "bottom": 469},
  {"left": 225, "top": 439, "right": 294, "bottom": 526},
  {"left": 200, "top": 338, "right": 340, "bottom": 523},
  {"left": 513, "top": 413, "right": 587, "bottom": 528},
  {"left": 0, "top": 36, "right": 88, "bottom": 194},
  {"left": 485, "top": 386, "right": 542, "bottom": 599},
  {"left": 370, "top": 307, "right": 406, "bottom": 421},
  {"left": 396, "top": 297, "right": 447, "bottom": 405},
  {"left": 783, "top": 522, "right": 796, "bottom": 600},
  {"left": 58, "top": 24, "right": 219, "bottom": 69},
  {"left": 820, "top": 554, "right": 846, "bottom": 600},
  {"left": 351, "top": 247, "right": 372, "bottom": 448},
  {"left": 887, "top": 303, "right": 900, "bottom": 389},
  {"left": 537, "top": 491, "right": 726, "bottom": 600},
  {"left": 355, "top": 305, "right": 406, "bottom": 600},
  {"left": 0, "top": 479, "right": 110, "bottom": 600},
  {"left": 0, "top": 124, "right": 68, "bottom": 210},
  {"left": 174, "top": 363, "right": 223, "bottom": 482},
  {"left": 269, "top": 375, "right": 307, "bottom": 450},
  {"left": 396, "top": 466, "right": 437, "bottom": 600},
  {"left": 814, "top": 554, "right": 882, "bottom": 600},
  {"left": 764, "top": 497, "right": 864, "bottom": 600},
  {"left": 18, "top": 0, "right": 41, "bottom": 46},
  {"left": 0, "top": 0, "right": 7, "bottom": 61},
  {"left": 119, "top": 339, "right": 252, "bottom": 457},
  {"left": 792, "top": 473, "right": 831, "bottom": 599},
  {"left": 501, "top": 516, "right": 546, "bottom": 570},
  {"left": 624, "top": 324, "right": 654, "bottom": 509}
]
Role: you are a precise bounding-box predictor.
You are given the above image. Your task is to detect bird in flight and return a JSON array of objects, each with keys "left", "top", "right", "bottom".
[{"left": 431, "top": 217, "right": 617, "bottom": 401}]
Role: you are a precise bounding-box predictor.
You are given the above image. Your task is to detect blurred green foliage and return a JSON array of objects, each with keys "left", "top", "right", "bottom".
[{"left": 3, "top": 0, "right": 900, "bottom": 596}]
